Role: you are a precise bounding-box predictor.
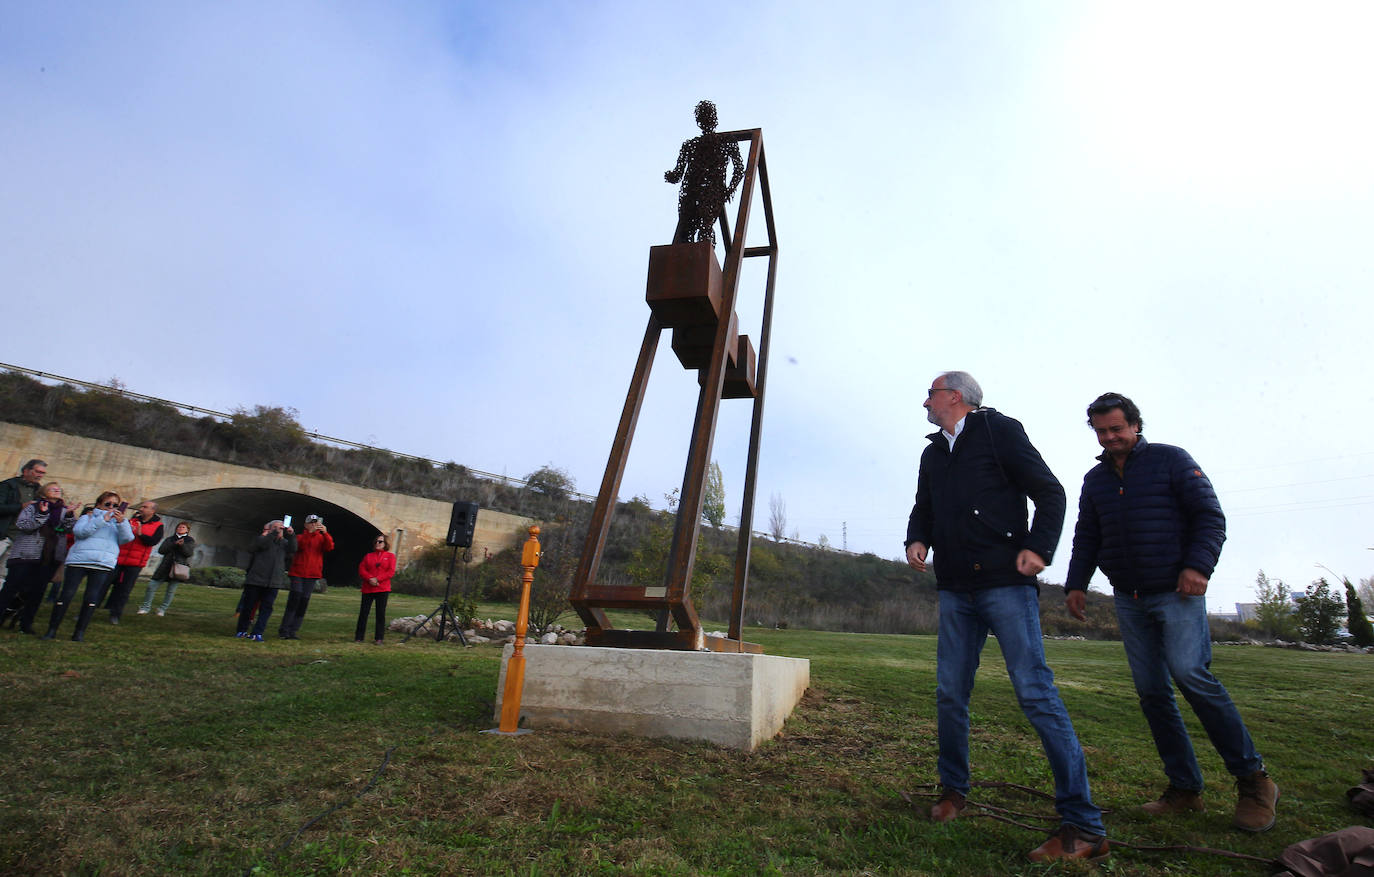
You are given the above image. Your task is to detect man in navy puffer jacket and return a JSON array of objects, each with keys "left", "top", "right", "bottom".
[
  {"left": 906, "top": 371, "right": 1107, "bottom": 863},
  {"left": 1065, "top": 393, "right": 1277, "bottom": 833}
]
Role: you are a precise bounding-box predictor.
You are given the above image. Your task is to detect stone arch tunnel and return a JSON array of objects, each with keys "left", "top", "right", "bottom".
[{"left": 1, "top": 422, "right": 536, "bottom": 583}]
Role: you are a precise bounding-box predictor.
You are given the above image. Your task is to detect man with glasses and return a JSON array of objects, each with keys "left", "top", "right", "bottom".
[
  {"left": 905, "top": 372, "right": 1107, "bottom": 862},
  {"left": 0, "top": 459, "right": 48, "bottom": 582},
  {"left": 1064, "top": 393, "right": 1277, "bottom": 833}
]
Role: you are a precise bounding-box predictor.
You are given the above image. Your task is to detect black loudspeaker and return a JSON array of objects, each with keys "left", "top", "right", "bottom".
[{"left": 446, "top": 501, "right": 479, "bottom": 548}]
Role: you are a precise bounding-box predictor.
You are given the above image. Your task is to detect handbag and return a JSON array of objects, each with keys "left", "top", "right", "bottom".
[{"left": 171, "top": 562, "right": 192, "bottom": 582}]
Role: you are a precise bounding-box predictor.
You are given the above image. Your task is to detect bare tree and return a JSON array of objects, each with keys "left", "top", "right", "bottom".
[
  {"left": 1359, "top": 575, "right": 1374, "bottom": 610},
  {"left": 768, "top": 493, "right": 787, "bottom": 541}
]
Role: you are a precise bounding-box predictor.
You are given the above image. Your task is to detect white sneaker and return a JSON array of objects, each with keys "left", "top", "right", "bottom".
[
  {"left": 137, "top": 608, "right": 149, "bottom": 615},
  {"left": 156, "top": 609, "right": 166, "bottom": 617}
]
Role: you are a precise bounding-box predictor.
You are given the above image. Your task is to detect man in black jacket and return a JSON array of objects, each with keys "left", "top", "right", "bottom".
[
  {"left": 0, "top": 458, "right": 47, "bottom": 583},
  {"left": 1065, "top": 392, "right": 1276, "bottom": 833},
  {"left": 905, "top": 372, "right": 1106, "bottom": 863}
]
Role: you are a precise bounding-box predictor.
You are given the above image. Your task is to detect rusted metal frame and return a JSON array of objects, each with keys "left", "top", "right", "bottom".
[
  {"left": 728, "top": 142, "right": 778, "bottom": 641},
  {"left": 729, "top": 250, "right": 778, "bottom": 640},
  {"left": 569, "top": 313, "right": 664, "bottom": 635},
  {"left": 661, "top": 130, "right": 763, "bottom": 644}
]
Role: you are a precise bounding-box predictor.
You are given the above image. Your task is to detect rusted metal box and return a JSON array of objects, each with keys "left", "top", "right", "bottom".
[
  {"left": 671, "top": 309, "right": 738, "bottom": 371},
  {"left": 697, "top": 334, "right": 757, "bottom": 399},
  {"left": 646, "top": 242, "right": 723, "bottom": 329}
]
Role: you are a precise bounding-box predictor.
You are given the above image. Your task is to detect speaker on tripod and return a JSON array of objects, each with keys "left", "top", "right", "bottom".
[
  {"left": 447, "top": 501, "right": 479, "bottom": 548},
  {"left": 406, "top": 501, "right": 479, "bottom": 645}
]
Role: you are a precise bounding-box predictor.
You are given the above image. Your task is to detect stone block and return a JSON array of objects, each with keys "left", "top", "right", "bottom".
[{"left": 494, "top": 645, "right": 810, "bottom": 751}]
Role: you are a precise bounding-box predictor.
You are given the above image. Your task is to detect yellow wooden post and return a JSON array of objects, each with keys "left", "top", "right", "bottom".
[{"left": 496, "top": 525, "right": 540, "bottom": 734}]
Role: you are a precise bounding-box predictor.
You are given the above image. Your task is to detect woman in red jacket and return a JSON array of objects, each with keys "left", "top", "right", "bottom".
[{"left": 355, "top": 534, "right": 396, "bottom": 645}]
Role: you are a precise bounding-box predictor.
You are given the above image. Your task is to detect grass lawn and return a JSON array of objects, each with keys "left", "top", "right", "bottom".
[{"left": 0, "top": 583, "right": 1370, "bottom": 875}]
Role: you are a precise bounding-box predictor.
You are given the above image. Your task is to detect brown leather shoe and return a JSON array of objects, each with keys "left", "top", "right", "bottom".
[
  {"left": 929, "top": 788, "right": 966, "bottom": 823},
  {"left": 1028, "top": 824, "right": 1110, "bottom": 863},
  {"left": 1234, "top": 770, "right": 1278, "bottom": 832},
  {"left": 1142, "top": 785, "right": 1205, "bottom": 816}
]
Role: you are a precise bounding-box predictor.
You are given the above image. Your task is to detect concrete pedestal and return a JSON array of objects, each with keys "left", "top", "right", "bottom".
[{"left": 494, "top": 645, "right": 810, "bottom": 751}]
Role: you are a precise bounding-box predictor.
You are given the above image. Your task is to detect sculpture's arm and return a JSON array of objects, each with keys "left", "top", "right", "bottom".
[
  {"left": 664, "top": 140, "right": 691, "bottom": 184},
  {"left": 724, "top": 142, "right": 744, "bottom": 200}
]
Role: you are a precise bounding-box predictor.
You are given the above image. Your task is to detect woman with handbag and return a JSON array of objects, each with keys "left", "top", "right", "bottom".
[{"left": 139, "top": 522, "right": 196, "bottom": 616}]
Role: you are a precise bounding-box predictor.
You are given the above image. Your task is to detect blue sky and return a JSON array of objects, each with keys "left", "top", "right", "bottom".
[{"left": 4, "top": 1, "right": 1373, "bottom": 610}]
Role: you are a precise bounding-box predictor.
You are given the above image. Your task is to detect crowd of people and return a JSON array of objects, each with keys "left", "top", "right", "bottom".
[
  {"left": 905, "top": 372, "right": 1277, "bottom": 864},
  {"left": 0, "top": 458, "right": 396, "bottom": 645}
]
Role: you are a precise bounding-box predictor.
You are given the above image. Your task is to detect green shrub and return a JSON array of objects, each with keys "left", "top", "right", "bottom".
[{"left": 193, "top": 566, "right": 246, "bottom": 589}]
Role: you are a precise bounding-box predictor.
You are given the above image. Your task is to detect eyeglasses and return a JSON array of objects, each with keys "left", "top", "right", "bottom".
[
  {"left": 374, "top": 539, "right": 386, "bottom": 544},
  {"left": 926, "top": 388, "right": 956, "bottom": 399}
]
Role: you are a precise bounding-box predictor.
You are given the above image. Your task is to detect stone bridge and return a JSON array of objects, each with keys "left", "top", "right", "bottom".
[{"left": 0, "top": 422, "right": 532, "bottom": 585}]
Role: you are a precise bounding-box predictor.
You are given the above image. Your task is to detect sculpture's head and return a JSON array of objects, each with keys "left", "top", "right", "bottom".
[{"left": 694, "top": 100, "right": 717, "bottom": 133}]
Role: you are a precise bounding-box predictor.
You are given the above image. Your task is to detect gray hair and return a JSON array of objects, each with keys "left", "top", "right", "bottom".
[{"left": 940, "top": 371, "right": 983, "bottom": 407}]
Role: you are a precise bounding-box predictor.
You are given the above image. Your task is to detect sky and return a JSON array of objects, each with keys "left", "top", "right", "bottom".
[{"left": 4, "top": 1, "right": 1373, "bottom": 612}]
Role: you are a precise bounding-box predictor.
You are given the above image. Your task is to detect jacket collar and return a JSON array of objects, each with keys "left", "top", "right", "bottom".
[
  {"left": 1096, "top": 433, "right": 1149, "bottom": 466},
  {"left": 926, "top": 407, "right": 996, "bottom": 446}
]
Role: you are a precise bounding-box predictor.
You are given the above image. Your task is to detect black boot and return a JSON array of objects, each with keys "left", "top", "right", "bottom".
[
  {"left": 41, "top": 602, "right": 69, "bottom": 639},
  {"left": 71, "top": 603, "right": 97, "bottom": 642}
]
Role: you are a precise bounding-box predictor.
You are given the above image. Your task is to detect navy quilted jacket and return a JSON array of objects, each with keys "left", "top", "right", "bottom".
[
  {"left": 1065, "top": 436, "right": 1226, "bottom": 595},
  {"left": 906, "top": 409, "right": 1066, "bottom": 592}
]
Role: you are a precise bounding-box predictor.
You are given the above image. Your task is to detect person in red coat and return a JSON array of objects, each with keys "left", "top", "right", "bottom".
[
  {"left": 278, "top": 514, "right": 334, "bottom": 639},
  {"left": 105, "top": 500, "right": 163, "bottom": 624},
  {"left": 355, "top": 534, "right": 395, "bottom": 645}
]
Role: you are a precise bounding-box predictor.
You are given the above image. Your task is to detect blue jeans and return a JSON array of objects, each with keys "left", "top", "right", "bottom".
[
  {"left": 937, "top": 586, "right": 1104, "bottom": 835},
  {"left": 1113, "top": 591, "right": 1263, "bottom": 790}
]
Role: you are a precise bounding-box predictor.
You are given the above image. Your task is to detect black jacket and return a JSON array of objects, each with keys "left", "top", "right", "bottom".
[
  {"left": 1065, "top": 436, "right": 1226, "bottom": 595},
  {"left": 906, "top": 408, "right": 1066, "bottom": 592},
  {"left": 243, "top": 532, "right": 296, "bottom": 588},
  {"left": 152, "top": 533, "right": 197, "bottom": 581},
  {"left": 0, "top": 476, "right": 38, "bottom": 539}
]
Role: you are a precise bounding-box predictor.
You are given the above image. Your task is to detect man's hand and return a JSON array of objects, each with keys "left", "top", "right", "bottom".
[
  {"left": 1177, "top": 568, "right": 1209, "bottom": 596},
  {"left": 906, "top": 541, "right": 928, "bottom": 572},
  {"left": 1016, "top": 549, "right": 1047, "bottom": 578},
  {"left": 1066, "top": 589, "right": 1087, "bottom": 621}
]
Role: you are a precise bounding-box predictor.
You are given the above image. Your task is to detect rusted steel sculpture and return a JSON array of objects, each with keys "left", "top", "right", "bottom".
[
  {"left": 665, "top": 100, "right": 745, "bottom": 246},
  {"left": 569, "top": 104, "right": 779, "bottom": 652}
]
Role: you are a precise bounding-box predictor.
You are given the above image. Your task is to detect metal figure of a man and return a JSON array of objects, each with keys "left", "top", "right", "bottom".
[{"left": 665, "top": 100, "right": 744, "bottom": 245}]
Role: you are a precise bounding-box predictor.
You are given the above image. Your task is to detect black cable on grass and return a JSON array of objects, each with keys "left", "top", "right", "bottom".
[
  {"left": 236, "top": 716, "right": 482, "bottom": 875},
  {"left": 240, "top": 745, "right": 396, "bottom": 877}
]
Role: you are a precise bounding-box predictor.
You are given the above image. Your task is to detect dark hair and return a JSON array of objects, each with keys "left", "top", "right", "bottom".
[
  {"left": 21, "top": 458, "right": 46, "bottom": 473},
  {"left": 93, "top": 490, "right": 122, "bottom": 508},
  {"left": 1086, "top": 393, "right": 1143, "bottom": 432},
  {"left": 373, "top": 533, "right": 391, "bottom": 551}
]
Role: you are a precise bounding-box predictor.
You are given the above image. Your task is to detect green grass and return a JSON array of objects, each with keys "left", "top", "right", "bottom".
[{"left": 1, "top": 584, "right": 1370, "bottom": 875}]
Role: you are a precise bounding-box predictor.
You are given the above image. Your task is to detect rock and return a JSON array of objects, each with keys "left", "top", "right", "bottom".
[{"left": 540, "top": 632, "right": 558, "bottom": 645}]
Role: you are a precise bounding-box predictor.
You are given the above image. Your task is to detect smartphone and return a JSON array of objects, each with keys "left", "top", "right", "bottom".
[
  {"left": 117, "top": 501, "right": 129, "bottom": 514},
  {"left": 282, "top": 514, "right": 292, "bottom": 529}
]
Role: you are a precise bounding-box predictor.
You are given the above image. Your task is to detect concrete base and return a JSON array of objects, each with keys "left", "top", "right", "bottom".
[{"left": 494, "top": 645, "right": 810, "bottom": 751}]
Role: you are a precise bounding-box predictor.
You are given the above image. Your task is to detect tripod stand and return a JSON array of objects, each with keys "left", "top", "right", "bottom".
[{"left": 405, "top": 544, "right": 470, "bottom": 645}]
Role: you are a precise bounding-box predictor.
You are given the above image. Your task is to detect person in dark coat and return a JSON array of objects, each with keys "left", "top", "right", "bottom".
[
  {"left": 139, "top": 522, "right": 196, "bottom": 616},
  {"left": 0, "top": 459, "right": 47, "bottom": 578},
  {"left": 0, "top": 482, "right": 78, "bottom": 633},
  {"left": 1065, "top": 392, "right": 1276, "bottom": 833},
  {"left": 235, "top": 520, "right": 295, "bottom": 642},
  {"left": 905, "top": 371, "right": 1106, "bottom": 863}
]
